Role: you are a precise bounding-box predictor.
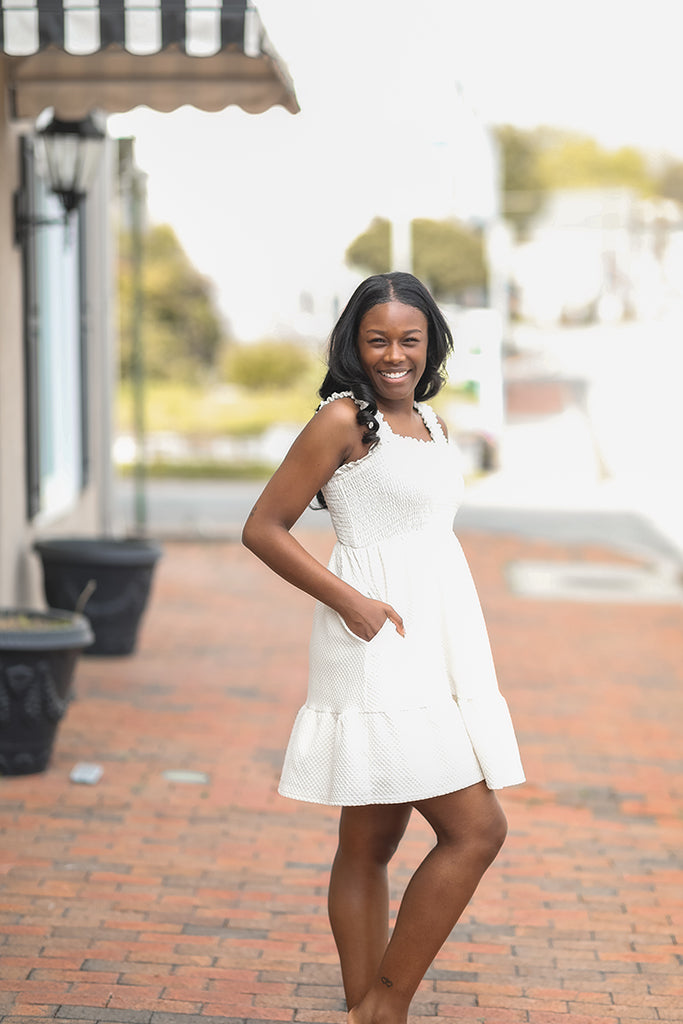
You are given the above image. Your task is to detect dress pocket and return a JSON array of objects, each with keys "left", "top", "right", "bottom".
[
  {"left": 337, "top": 614, "right": 394, "bottom": 646},
  {"left": 363, "top": 621, "right": 418, "bottom": 711}
]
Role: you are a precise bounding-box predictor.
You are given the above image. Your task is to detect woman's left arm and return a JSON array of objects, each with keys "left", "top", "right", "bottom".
[{"left": 242, "top": 403, "right": 394, "bottom": 631}]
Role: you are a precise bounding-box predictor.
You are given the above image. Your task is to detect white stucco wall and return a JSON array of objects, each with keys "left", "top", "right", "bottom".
[
  {"left": 0, "top": 67, "right": 113, "bottom": 608},
  {"left": 0, "top": 62, "right": 30, "bottom": 605}
]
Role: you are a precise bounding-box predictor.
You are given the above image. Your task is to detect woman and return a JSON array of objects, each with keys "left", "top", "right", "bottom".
[{"left": 242, "top": 272, "right": 524, "bottom": 1024}]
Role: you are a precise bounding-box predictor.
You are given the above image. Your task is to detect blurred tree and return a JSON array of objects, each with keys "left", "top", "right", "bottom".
[
  {"left": 493, "top": 124, "right": 547, "bottom": 237},
  {"left": 345, "top": 217, "right": 486, "bottom": 301},
  {"left": 119, "top": 224, "right": 226, "bottom": 381},
  {"left": 656, "top": 159, "right": 683, "bottom": 204},
  {"left": 537, "top": 134, "right": 654, "bottom": 193},
  {"left": 227, "top": 340, "right": 312, "bottom": 391},
  {"left": 412, "top": 219, "right": 486, "bottom": 300},
  {"left": 345, "top": 216, "right": 391, "bottom": 275}
]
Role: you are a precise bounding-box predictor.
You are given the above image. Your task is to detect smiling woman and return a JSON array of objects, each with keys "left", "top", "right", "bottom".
[
  {"left": 315, "top": 272, "right": 453, "bottom": 458},
  {"left": 241, "top": 271, "right": 525, "bottom": 1024},
  {"left": 356, "top": 302, "right": 429, "bottom": 427}
]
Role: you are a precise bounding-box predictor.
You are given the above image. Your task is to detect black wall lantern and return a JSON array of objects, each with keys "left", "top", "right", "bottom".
[{"left": 14, "top": 109, "right": 106, "bottom": 246}]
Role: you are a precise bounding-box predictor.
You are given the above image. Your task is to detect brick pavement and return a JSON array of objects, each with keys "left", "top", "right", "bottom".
[{"left": 0, "top": 528, "right": 682, "bottom": 1024}]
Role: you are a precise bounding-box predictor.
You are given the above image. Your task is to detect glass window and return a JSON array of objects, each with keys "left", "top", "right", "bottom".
[{"left": 21, "top": 138, "right": 88, "bottom": 522}]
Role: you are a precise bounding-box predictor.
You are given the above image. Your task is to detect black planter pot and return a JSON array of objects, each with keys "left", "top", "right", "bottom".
[
  {"left": 34, "top": 538, "right": 162, "bottom": 657},
  {"left": 0, "top": 609, "right": 93, "bottom": 775}
]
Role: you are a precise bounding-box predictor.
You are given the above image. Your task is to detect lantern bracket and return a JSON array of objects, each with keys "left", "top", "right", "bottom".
[
  {"left": 13, "top": 110, "right": 105, "bottom": 248},
  {"left": 13, "top": 189, "right": 70, "bottom": 246}
]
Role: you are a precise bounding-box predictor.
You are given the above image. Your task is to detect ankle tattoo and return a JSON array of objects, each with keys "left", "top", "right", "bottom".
[{"left": 380, "top": 976, "right": 393, "bottom": 988}]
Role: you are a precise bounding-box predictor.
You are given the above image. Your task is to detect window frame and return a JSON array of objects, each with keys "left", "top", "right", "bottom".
[{"left": 19, "top": 135, "right": 90, "bottom": 522}]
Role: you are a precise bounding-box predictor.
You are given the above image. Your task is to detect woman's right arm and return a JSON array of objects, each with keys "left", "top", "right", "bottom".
[{"left": 241, "top": 401, "right": 404, "bottom": 640}]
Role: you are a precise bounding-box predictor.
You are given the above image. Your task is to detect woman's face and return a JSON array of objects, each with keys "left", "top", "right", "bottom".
[{"left": 356, "top": 300, "right": 429, "bottom": 404}]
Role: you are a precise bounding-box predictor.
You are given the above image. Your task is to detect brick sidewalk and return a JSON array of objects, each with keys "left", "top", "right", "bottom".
[{"left": 1, "top": 529, "right": 682, "bottom": 1024}]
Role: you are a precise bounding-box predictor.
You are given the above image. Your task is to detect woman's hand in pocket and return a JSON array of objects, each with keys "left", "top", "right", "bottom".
[{"left": 340, "top": 596, "right": 405, "bottom": 642}]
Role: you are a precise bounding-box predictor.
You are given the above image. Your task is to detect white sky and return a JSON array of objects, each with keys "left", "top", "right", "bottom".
[{"left": 109, "top": 0, "right": 683, "bottom": 340}]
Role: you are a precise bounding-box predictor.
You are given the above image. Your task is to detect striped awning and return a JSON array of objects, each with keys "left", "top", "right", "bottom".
[{"left": 0, "top": 1, "right": 299, "bottom": 119}]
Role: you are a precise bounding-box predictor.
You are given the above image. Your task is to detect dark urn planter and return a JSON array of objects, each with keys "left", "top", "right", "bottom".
[
  {"left": 0, "top": 609, "right": 93, "bottom": 775},
  {"left": 34, "top": 538, "right": 162, "bottom": 657}
]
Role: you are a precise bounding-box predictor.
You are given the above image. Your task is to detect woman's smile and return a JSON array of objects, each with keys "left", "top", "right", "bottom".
[{"left": 357, "top": 300, "right": 429, "bottom": 404}]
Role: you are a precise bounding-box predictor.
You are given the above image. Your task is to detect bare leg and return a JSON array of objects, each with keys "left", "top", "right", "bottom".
[
  {"left": 328, "top": 802, "right": 412, "bottom": 1009},
  {"left": 350, "top": 781, "right": 508, "bottom": 1024}
]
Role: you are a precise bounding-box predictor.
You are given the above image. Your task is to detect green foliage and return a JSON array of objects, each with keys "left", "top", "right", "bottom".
[
  {"left": 494, "top": 126, "right": 660, "bottom": 237},
  {"left": 226, "top": 340, "right": 313, "bottom": 392},
  {"left": 117, "top": 374, "right": 322, "bottom": 438},
  {"left": 119, "top": 223, "right": 226, "bottom": 381},
  {"left": 412, "top": 219, "right": 486, "bottom": 300},
  {"left": 345, "top": 216, "right": 391, "bottom": 275},
  {"left": 656, "top": 159, "right": 683, "bottom": 203},
  {"left": 536, "top": 133, "right": 653, "bottom": 193},
  {"left": 494, "top": 124, "right": 547, "bottom": 237},
  {"left": 345, "top": 217, "right": 486, "bottom": 301},
  {"left": 117, "top": 459, "right": 275, "bottom": 480}
]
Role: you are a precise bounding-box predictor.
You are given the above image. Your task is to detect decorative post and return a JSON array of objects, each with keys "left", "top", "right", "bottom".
[{"left": 118, "top": 138, "right": 148, "bottom": 535}]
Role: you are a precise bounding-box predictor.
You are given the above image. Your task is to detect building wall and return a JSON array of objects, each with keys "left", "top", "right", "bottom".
[
  {"left": 0, "top": 62, "right": 113, "bottom": 608},
  {"left": 0, "top": 61, "right": 29, "bottom": 605}
]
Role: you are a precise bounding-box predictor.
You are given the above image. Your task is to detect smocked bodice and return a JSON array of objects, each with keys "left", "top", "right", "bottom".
[{"left": 319, "top": 392, "right": 464, "bottom": 549}]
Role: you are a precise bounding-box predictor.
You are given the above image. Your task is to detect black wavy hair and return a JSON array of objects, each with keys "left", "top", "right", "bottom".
[{"left": 315, "top": 272, "right": 454, "bottom": 507}]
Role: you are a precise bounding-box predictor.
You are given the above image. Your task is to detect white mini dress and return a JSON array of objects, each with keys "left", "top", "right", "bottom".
[{"left": 278, "top": 392, "right": 525, "bottom": 806}]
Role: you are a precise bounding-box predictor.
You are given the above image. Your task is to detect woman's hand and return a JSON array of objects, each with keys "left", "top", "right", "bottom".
[{"left": 341, "top": 596, "right": 405, "bottom": 642}]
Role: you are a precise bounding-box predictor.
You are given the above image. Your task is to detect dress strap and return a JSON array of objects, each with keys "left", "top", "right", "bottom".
[
  {"left": 318, "top": 391, "right": 370, "bottom": 412},
  {"left": 415, "top": 402, "right": 447, "bottom": 444}
]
